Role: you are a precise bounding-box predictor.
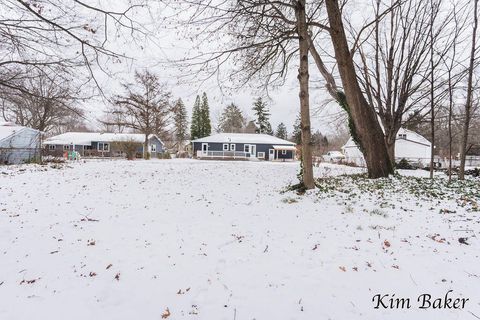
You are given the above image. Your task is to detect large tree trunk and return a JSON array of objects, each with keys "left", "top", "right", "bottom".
[
  {"left": 325, "top": 0, "right": 393, "bottom": 178},
  {"left": 386, "top": 138, "right": 395, "bottom": 166},
  {"left": 295, "top": 0, "right": 315, "bottom": 189},
  {"left": 459, "top": 0, "right": 478, "bottom": 180}
]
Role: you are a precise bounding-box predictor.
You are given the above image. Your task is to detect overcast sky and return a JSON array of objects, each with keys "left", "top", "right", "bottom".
[{"left": 81, "top": 1, "right": 345, "bottom": 136}]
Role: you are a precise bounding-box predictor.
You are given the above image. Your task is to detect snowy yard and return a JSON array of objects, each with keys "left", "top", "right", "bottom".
[{"left": 1, "top": 159, "right": 479, "bottom": 320}]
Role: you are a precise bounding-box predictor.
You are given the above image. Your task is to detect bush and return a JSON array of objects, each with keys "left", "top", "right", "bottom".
[
  {"left": 158, "top": 152, "right": 171, "bottom": 159},
  {"left": 396, "top": 158, "right": 414, "bottom": 170},
  {"left": 111, "top": 140, "right": 142, "bottom": 160}
]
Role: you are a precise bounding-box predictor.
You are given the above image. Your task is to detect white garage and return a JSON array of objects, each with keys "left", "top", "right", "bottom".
[
  {"left": 0, "top": 122, "right": 41, "bottom": 164},
  {"left": 342, "top": 128, "right": 431, "bottom": 167}
]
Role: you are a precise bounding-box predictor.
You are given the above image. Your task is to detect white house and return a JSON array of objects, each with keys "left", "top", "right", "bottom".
[
  {"left": 0, "top": 122, "right": 42, "bottom": 164},
  {"left": 342, "top": 128, "right": 431, "bottom": 167}
]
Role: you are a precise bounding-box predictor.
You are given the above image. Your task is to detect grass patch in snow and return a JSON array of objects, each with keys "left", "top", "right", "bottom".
[{"left": 312, "top": 174, "right": 480, "bottom": 212}]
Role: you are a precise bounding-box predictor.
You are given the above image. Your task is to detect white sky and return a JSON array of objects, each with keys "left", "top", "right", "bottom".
[{"left": 81, "top": 1, "right": 344, "bottom": 136}]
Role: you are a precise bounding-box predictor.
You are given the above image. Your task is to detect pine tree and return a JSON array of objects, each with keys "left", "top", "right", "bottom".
[
  {"left": 252, "top": 97, "right": 273, "bottom": 134},
  {"left": 173, "top": 98, "right": 188, "bottom": 149},
  {"left": 292, "top": 113, "right": 302, "bottom": 145},
  {"left": 275, "top": 122, "right": 288, "bottom": 140},
  {"left": 200, "top": 92, "right": 212, "bottom": 137},
  {"left": 218, "top": 103, "right": 246, "bottom": 133},
  {"left": 190, "top": 95, "right": 202, "bottom": 140}
]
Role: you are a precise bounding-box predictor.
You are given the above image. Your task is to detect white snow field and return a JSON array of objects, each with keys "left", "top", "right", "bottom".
[{"left": 1, "top": 159, "right": 479, "bottom": 320}]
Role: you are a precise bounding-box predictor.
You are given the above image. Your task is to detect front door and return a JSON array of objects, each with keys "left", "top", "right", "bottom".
[
  {"left": 202, "top": 143, "right": 208, "bottom": 155},
  {"left": 268, "top": 149, "right": 275, "bottom": 161},
  {"left": 250, "top": 145, "right": 256, "bottom": 158}
]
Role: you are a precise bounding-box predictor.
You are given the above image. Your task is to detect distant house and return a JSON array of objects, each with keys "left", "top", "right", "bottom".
[
  {"left": 342, "top": 128, "right": 431, "bottom": 166},
  {"left": 192, "top": 133, "right": 296, "bottom": 161},
  {"left": 0, "top": 122, "right": 41, "bottom": 164},
  {"left": 44, "top": 132, "right": 164, "bottom": 158}
]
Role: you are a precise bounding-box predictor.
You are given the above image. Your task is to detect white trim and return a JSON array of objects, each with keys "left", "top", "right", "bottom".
[
  {"left": 151, "top": 144, "right": 157, "bottom": 152},
  {"left": 48, "top": 145, "right": 56, "bottom": 150},
  {"left": 223, "top": 143, "right": 229, "bottom": 151},
  {"left": 201, "top": 143, "right": 208, "bottom": 155},
  {"left": 98, "top": 142, "right": 110, "bottom": 152},
  {"left": 257, "top": 152, "right": 265, "bottom": 159},
  {"left": 282, "top": 150, "right": 287, "bottom": 155},
  {"left": 63, "top": 145, "right": 70, "bottom": 151},
  {"left": 244, "top": 144, "right": 250, "bottom": 153},
  {"left": 230, "top": 144, "right": 236, "bottom": 151},
  {"left": 268, "top": 149, "right": 275, "bottom": 161}
]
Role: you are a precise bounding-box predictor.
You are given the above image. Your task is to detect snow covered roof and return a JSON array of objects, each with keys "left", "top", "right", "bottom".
[
  {"left": 0, "top": 122, "right": 39, "bottom": 142},
  {"left": 342, "top": 128, "right": 431, "bottom": 149},
  {"left": 192, "top": 133, "right": 295, "bottom": 145},
  {"left": 327, "top": 151, "right": 345, "bottom": 157},
  {"left": 45, "top": 132, "right": 162, "bottom": 146}
]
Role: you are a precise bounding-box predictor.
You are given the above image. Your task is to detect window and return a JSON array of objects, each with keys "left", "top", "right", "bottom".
[
  {"left": 398, "top": 133, "right": 407, "bottom": 139},
  {"left": 48, "top": 145, "right": 56, "bottom": 150},
  {"left": 63, "top": 145, "right": 70, "bottom": 150},
  {"left": 98, "top": 142, "right": 110, "bottom": 152},
  {"left": 244, "top": 144, "right": 250, "bottom": 153},
  {"left": 84, "top": 145, "right": 92, "bottom": 150},
  {"left": 257, "top": 152, "right": 265, "bottom": 159},
  {"left": 151, "top": 144, "right": 157, "bottom": 152},
  {"left": 230, "top": 144, "right": 236, "bottom": 151},
  {"left": 223, "top": 144, "right": 229, "bottom": 151},
  {"left": 282, "top": 150, "right": 287, "bottom": 155}
]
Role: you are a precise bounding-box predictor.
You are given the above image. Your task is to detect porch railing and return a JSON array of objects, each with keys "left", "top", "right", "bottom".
[{"left": 197, "top": 150, "right": 249, "bottom": 159}]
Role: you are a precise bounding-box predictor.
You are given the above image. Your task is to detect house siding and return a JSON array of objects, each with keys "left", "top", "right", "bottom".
[
  {"left": 193, "top": 141, "right": 294, "bottom": 160},
  {"left": 0, "top": 128, "right": 41, "bottom": 164}
]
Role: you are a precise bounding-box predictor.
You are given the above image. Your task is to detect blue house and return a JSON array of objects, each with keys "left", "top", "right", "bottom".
[
  {"left": 44, "top": 132, "right": 165, "bottom": 158},
  {"left": 192, "top": 133, "right": 297, "bottom": 161}
]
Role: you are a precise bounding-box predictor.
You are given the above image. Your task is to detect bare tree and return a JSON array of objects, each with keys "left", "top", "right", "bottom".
[
  {"left": 0, "top": 69, "right": 84, "bottom": 133},
  {"left": 0, "top": 0, "right": 151, "bottom": 95},
  {"left": 169, "top": 0, "right": 324, "bottom": 188},
  {"left": 459, "top": 0, "right": 479, "bottom": 180},
  {"left": 107, "top": 70, "right": 172, "bottom": 159}
]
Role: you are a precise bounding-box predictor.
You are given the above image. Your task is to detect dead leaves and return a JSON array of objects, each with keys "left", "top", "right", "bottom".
[
  {"left": 114, "top": 273, "right": 120, "bottom": 281},
  {"left": 106, "top": 264, "right": 113, "bottom": 270},
  {"left": 176, "top": 287, "right": 190, "bottom": 295},
  {"left": 428, "top": 234, "right": 446, "bottom": 243},
  {"left": 458, "top": 237, "right": 470, "bottom": 245},
  {"left": 87, "top": 239, "right": 96, "bottom": 246},
  {"left": 20, "top": 278, "right": 40, "bottom": 285},
  {"left": 161, "top": 308, "right": 171, "bottom": 319}
]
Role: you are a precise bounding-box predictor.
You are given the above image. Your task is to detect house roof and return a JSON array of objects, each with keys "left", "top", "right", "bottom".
[
  {"left": 342, "top": 128, "right": 431, "bottom": 149},
  {"left": 192, "top": 133, "right": 295, "bottom": 145},
  {"left": 45, "top": 132, "right": 162, "bottom": 146},
  {"left": 0, "top": 122, "right": 39, "bottom": 142}
]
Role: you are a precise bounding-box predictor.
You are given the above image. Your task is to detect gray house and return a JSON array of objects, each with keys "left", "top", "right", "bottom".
[
  {"left": 192, "top": 133, "right": 297, "bottom": 161},
  {"left": 0, "top": 122, "right": 41, "bottom": 164},
  {"left": 44, "top": 132, "right": 164, "bottom": 158}
]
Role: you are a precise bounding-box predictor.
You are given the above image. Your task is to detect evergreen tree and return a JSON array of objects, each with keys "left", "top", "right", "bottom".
[
  {"left": 252, "top": 97, "right": 273, "bottom": 134},
  {"left": 275, "top": 122, "right": 288, "bottom": 140},
  {"left": 190, "top": 95, "right": 202, "bottom": 140},
  {"left": 292, "top": 113, "right": 302, "bottom": 145},
  {"left": 200, "top": 92, "right": 212, "bottom": 137},
  {"left": 218, "top": 103, "right": 246, "bottom": 133},
  {"left": 173, "top": 98, "right": 188, "bottom": 148}
]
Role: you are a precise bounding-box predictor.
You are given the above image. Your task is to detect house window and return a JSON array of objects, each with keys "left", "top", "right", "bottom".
[
  {"left": 48, "top": 145, "right": 56, "bottom": 150},
  {"left": 244, "top": 145, "right": 250, "bottom": 153},
  {"left": 63, "top": 145, "right": 70, "bottom": 150},
  {"left": 151, "top": 144, "right": 157, "bottom": 152},
  {"left": 84, "top": 145, "right": 92, "bottom": 150},
  {"left": 230, "top": 144, "right": 235, "bottom": 151},
  {"left": 398, "top": 133, "right": 407, "bottom": 139},
  {"left": 98, "top": 143, "right": 110, "bottom": 152},
  {"left": 257, "top": 152, "right": 265, "bottom": 159},
  {"left": 282, "top": 150, "right": 287, "bottom": 155},
  {"left": 223, "top": 144, "right": 229, "bottom": 151}
]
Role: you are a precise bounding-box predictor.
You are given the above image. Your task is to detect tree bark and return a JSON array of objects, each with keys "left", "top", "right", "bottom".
[
  {"left": 295, "top": 0, "right": 315, "bottom": 189},
  {"left": 459, "top": 0, "right": 478, "bottom": 180},
  {"left": 324, "top": 0, "right": 393, "bottom": 178}
]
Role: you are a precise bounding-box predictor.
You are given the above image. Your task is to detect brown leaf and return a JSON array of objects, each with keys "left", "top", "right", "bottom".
[
  {"left": 383, "top": 240, "right": 391, "bottom": 248},
  {"left": 339, "top": 266, "right": 346, "bottom": 272},
  {"left": 161, "top": 308, "right": 171, "bottom": 319}
]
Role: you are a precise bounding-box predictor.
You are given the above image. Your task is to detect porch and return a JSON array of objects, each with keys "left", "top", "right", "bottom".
[{"left": 196, "top": 150, "right": 250, "bottom": 160}]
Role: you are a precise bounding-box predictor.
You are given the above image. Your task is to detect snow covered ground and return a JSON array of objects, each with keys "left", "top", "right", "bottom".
[{"left": 1, "top": 159, "right": 479, "bottom": 320}]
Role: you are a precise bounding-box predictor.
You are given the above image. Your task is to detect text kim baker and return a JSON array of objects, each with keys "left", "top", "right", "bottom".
[{"left": 372, "top": 290, "right": 468, "bottom": 309}]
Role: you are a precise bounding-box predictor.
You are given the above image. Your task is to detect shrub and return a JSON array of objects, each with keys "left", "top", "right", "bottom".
[
  {"left": 396, "top": 158, "right": 414, "bottom": 170},
  {"left": 158, "top": 152, "right": 171, "bottom": 159},
  {"left": 111, "top": 139, "right": 142, "bottom": 160}
]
